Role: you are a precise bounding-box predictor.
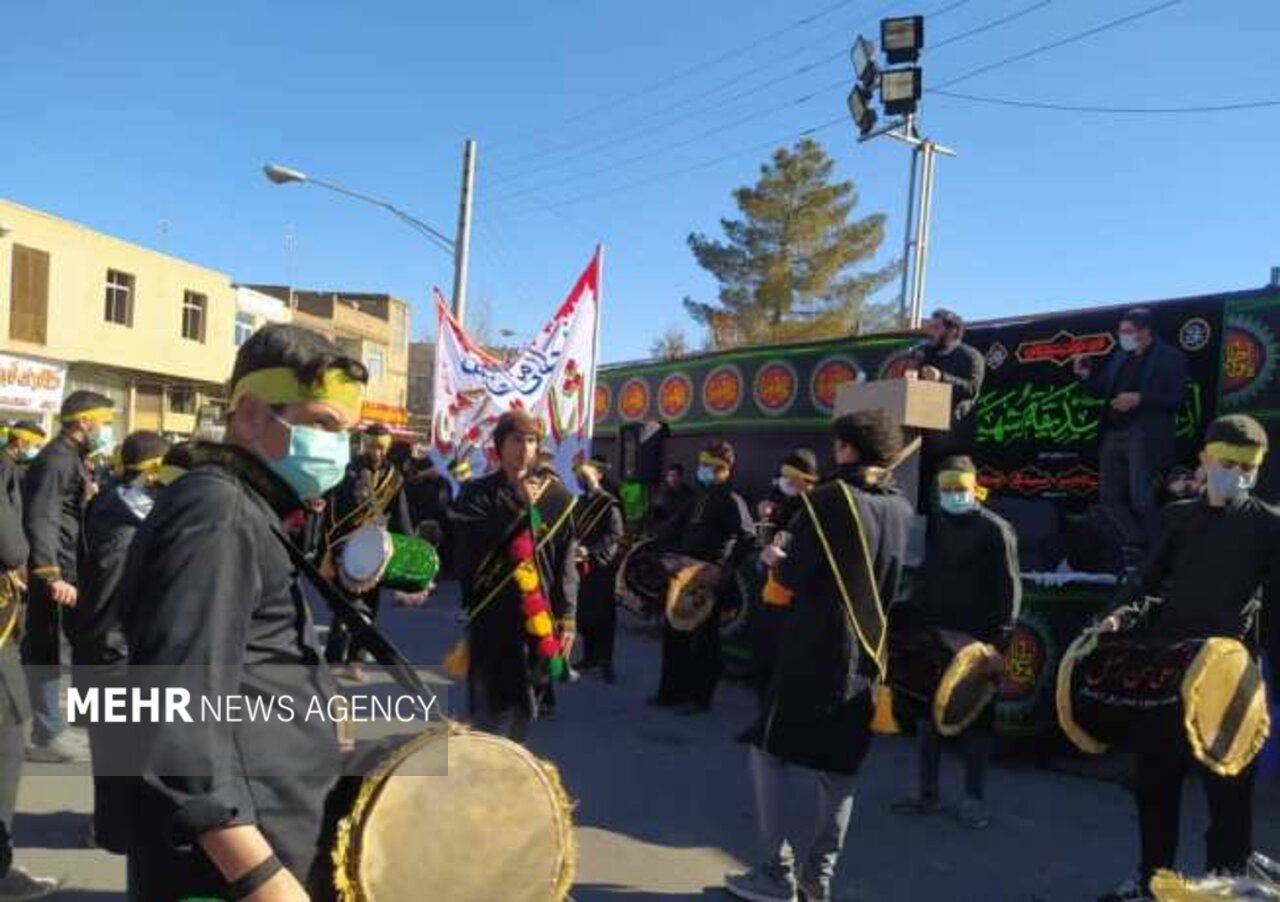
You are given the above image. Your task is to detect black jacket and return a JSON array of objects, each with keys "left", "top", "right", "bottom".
[
  {"left": 659, "top": 482, "right": 754, "bottom": 571},
  {"left": 900, "top": 506, "right": 1021, "bottom": 647},
  {"left": 754, "top": 465, "right": 913, "bottom": 773},
  {"left": 574, "top": 489, "right": 624, "bottom": 572},
  {"left": 23, "top": 433, "right": 89, "bottom": 585},
  {"left": 0, "top": 455, "right": 28, "bottom": 572},
  {"left": 1081, "top": 337, "right": 1189, "bottom": 473},
  {"left": 329, "top": 459, "right": 414, "bottom": 538},
  {"left": 916, "top": 340, "right": 986, "bottom": 426},
  {"left": 75, "top": 484, "right": 152, "bottom": 665},
  {"left": 651, "top": 482, "right": 696, "bottom": 527},
  {"left": 405, "top": 469, "right": 452, "bottom": 530},
  {"left": 119, "top": 444, "right": 340, "bottom": 898}
]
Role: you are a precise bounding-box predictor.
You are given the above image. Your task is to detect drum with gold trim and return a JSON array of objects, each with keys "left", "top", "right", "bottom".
[
  {"left": 888, "top": 627, "right": 1001, "bottom": 736},
  {"left": 664, "top": 557, "right": 720, "bottom": 632},
  {"left": 317, "top": 724, "right": 575, "bottom": 902},
  {"left": 1056, "top": 631, "right": 1269, "bottom": 777}
]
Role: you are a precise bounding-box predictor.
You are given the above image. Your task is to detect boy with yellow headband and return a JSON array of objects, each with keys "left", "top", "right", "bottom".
[
  {"left": 23, "top": 389, "right": 114, "bottom": 764},
  {"left": 117, "top": 324, "right": 367, "bottom": 901},
  {"left": 891, "top": 455, "right": 1020, "bottom": 830},
  {"left": 1096, "top": 414, "right": 1280, "bottom": 902},
  {"left": 2, "top": 421, "right": 45, "bottom": 478}
]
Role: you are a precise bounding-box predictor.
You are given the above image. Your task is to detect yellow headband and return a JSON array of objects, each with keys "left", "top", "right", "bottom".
[
  {"left": 699, "top": 451, "right": 731, "bottom": 470},
  {"left": 364, "top": 434, "right": 393, "bottom": 451},
  {"left": 62, "top": 407, "right": 113, "bottom": 425},
  {"left": 937, "top": 470, "right": 977, "bottom": 490},
  {"left": 781, "top": 465, "right": 817, "bottom": 484},
  {"left": 156, "top": 464, "right": 187, "bottom": 487},
  {"left": 9, "top": 429, "right": 43, "bottom": 445},
  {"left": 124, "top": 456, "right": 165, "bottom": 475},
  {"left": 230, "top": 366, "right": 363, "bottom": 423},
  {"left": 1205, "top": 441, "right": 1267, "bottom": 467}
]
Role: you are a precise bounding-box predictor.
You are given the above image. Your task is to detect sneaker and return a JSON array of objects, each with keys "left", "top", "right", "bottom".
[
  {"left": 1097, "top": 879, "right": 1152, "bottom": 902},
  {"left": 797, "top": 875, "right": 830, "bottom": 901},
  {"left": 955, "top": 797, "right": 991, "bottom": 830},
  {"left": 890, "top": 793, "right": 941, "bottom": 815},
  {"left": 724, "top": 868, "right": 797, "bottom": 902},
  {"left": 25, "top": 734, "right": 89, "bottom": 764},
  {"left": 0, "top": 866, "right": 62, "bottom": 899}
]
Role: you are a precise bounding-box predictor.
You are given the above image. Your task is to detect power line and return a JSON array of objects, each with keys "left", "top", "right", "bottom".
[
  {"left": 931, "top": 0, "right": 1183, "bottom": 90},
  {"left": 931, "top": 89, "right": 1280, "bottom": 114},
  {"left": 932, "top": 0, "right": 1053, "bottom": 50}
]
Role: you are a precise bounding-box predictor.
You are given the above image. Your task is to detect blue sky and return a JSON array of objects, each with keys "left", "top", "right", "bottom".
[{"left": 2, "top": 0, "right": 1277, "bottom": 363}]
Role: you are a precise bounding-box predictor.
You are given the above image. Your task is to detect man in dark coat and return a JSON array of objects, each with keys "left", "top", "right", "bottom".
[
  {"left": 651, "top": 464, "right": 695, "bottom": 527},
  {"left": 0, "top": 422, "right": 45, "bottom": 487},
  {"left": 1096, "top": 415, "right": 1280, "bottom": 902},
  {"left": 649, "top": 440, "right": 754, "bottom": 714},
  {"left": 323, "top": 423, "right": 415, "bottom": 667},
  {"left": 1075, "top": 306, "right": 1190, "bottom": 551},
  {"left": 0, "top": 417, "right": 61, "bottom": 896},
  {"left": 726, "top": 411, "right": 912, "bottom": 902},
  {"left": 572, "top": 457, "right": 624, "bottom": 683},
  {"left": 23, "top": 390, "right": 115, "bottom": 763},
  {"left": 452, "top": 410, "right": 580, "bottom": 742},
  {"left": 118, "top": 324, "right": 365, "bottom": 900},
  {"left": 891, "top": 455, "right": 1021, "bottom": 829}
]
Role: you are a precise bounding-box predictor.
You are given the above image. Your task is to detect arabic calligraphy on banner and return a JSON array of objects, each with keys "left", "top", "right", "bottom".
[
  {"left": 0, "top": 352, "right": 66, "bottom": 413},
  {"left": 430, "top": 250, "right": 601, "bottom": 486}
]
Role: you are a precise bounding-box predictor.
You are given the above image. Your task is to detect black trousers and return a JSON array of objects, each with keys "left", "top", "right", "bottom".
[
  {"left": 1134, "top": 749, "right": 1254, "bottom": 883},
  {"left": 324, "top": 588, "right": 381, "bottom": 665},
  {"left": 0, "top": 642, "right": 28, "bottom": 878},
  {"left": 656, "top": 616, "right": 721, "bottom": 708},
  {"left": 578, "top": 570, "right": 618, "bottom": 668}
]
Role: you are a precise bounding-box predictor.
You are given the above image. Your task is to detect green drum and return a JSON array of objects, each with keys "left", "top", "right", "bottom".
[{"left": 383, "top": 532, "right": 439, "bottom": 592}]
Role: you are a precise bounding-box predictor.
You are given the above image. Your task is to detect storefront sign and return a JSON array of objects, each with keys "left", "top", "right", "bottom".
[{"left": 0, "top": 353, "right": 66, "bottom": 414}]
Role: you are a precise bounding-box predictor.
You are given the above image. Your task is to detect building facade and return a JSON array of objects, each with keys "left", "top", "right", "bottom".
[
  {"left": 246, "top": 286, "right": 411, "bottom": 435},
  {"left": 0, "top": 197, "right": 237, "bottom": 436}
]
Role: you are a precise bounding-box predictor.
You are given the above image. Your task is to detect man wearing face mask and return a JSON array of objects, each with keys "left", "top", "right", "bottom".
[
  {"left": 22, "top": 390, "right": 115, "bottom": 764},
  {"left": 649, "top": 439, "right": 754, "bottom": 714},
  {"left": 891, "top": 456, "right": 1020, "bottom": 830},
  {"left": 117, "top": 324, "right": 365, "bottom": 901},
  {"left": 1075, "top": 307, "right": 1189, "bottom": 554},
  {"left": 1095, "top": 415, "right": 1280, "bottom": 902},
  {"left": 323, "top": 423, "right": 414, "bottom": 670},
  {"left": 1, "top": 422, "right": 45, "bottom": 485},
  {"left": 572, "top": 457, "right": 625, "bottom": 683}
]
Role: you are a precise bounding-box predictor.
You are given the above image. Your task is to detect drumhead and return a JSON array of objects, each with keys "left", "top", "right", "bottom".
[
  {"left": 933, "top": 641, "right": 998, "bottom": 737},
  {"left": 665, "top": 558, "right": 719, "bottom": 632},
  {"left": 1055, "top": 629, "right": 1110, "bottom": 755},
  {"left": 332, "top": 725, "right": 575, "bottom": 902},
  {"left": 341, "top": 525, "right": 393, "bottom": 586},
  {"left": 1182, "top": 637, "right": 1271, "bottom": 778}
]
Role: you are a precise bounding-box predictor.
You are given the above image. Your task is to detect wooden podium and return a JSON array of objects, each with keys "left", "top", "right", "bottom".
[{"left": 834, "top": 377, "right": 952, "bottom": 512}]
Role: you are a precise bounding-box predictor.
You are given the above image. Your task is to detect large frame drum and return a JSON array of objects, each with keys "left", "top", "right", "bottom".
[{"left": 889, "top": 627, "right": 1001, "bottom": 736}]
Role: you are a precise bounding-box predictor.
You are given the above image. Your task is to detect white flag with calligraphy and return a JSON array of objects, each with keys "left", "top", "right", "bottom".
[{"left": 430, "top": 249, "right": 602, "bottom": 490}]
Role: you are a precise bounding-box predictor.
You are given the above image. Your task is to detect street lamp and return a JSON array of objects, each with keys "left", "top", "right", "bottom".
[{"left": 263, "top": 164, "right": 308, "bottom": 185}]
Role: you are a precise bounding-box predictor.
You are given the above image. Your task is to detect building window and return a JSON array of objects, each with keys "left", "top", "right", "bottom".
[
  {"left": 9, "top": 245, "right": 50, "bottom": 344},
  {"left": 168, "top": 387, "right": 197, "bottom": 414},
  {"left": 234, "top": 312, "right": 255, "bottom": 347},
  {"left": 182, "top": 291, "right": 207, "bottom": 342},
  {"left": 104, "top": 269, "right": 135, "bottom": 326},
  {"left": 366, "top": 348, "right": 385, "bottom": 381}
]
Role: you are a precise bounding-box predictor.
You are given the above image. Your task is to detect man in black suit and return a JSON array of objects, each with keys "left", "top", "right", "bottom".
[{"left": 1074, "top": 306, "right": 1189, "bottom": 550}]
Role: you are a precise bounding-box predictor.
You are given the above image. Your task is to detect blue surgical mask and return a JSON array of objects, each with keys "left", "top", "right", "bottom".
[
  {"left": 1206, "top": 463, "right": 1255, "bottom": 503},
  {"left": 939, "top": 490, "right": 977, "bottom": 515},
  {"left": 1118, "top": 334, "right": 1140, "bottom": 353},
  {"left": 91, "top": 425, "right": 115, "bottom": 454},
  {"left": 19, "top": 446, "right": 38, "bottom": 462},
  {"left": 264, "top": 412, "right": 350, "bottom": 501},
  {"left": 696, "top": 465, "right": 715, "bottom": 487}
]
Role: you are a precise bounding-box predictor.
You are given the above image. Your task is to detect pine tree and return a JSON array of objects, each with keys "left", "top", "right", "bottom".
[{"left": 684, "top": 138, "right": 896, "bottom": 348}]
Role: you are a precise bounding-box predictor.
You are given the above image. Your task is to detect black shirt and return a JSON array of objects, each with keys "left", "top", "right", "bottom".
[
  {"left": 1106, "top": 349, "right": 1150, "bottom": 430},
  {"left": 1128, "top": 496, "right": 1280, "bottom": 644},
  {"left": 916, "top": 341, "right": 986, "bottom": 424},
  {"left": 903, "top": 506, "right": 1022, "bottom": 646},
  {"left": 120, "top": 445, "right": 340, "bottom": 897},
  {"left": 23, "top": 433, "right": 89, "bottom": 585},
  {"left": 661, "top": 482, "right": 753, "bottom": 567}
]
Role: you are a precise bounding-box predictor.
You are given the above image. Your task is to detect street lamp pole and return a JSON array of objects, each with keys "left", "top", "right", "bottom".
[{"left": 451, "top": 139, "right": 477, "bottom": 328}]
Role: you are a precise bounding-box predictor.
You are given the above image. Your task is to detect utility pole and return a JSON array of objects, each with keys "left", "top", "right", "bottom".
[{"left": 452, "top": 139, "right": 477, "bottom": 326}]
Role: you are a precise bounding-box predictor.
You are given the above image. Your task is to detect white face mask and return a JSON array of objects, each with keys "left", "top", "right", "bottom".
[
  {"left": 1118, "top": 334, "right": 1140, "bottom": 353},
  {"left": 776, "top": 477, "right": 801, "bottom": 498},
  {"left": 1205, "top": 463, "right": 1255, "bottom": 502}
]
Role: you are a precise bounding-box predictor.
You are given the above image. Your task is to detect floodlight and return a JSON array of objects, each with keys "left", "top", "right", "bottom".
[
  {"left": 851, "top": 35, "right": 878, "bottom": 89},
  {"left": 847, "top": 85, "right": 877, "bottom": 138},
  {"left": 880, "top": 67, "right": 922, "bottom": 117},
  {"left": 881, "top": 16, "right": 924, "bottom": 65}
]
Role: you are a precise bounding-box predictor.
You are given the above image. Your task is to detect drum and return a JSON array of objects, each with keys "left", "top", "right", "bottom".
[
  {"left": 382, "top": 533, "right": 440, "bottom": 593},
  {"left": 320, "top": 724, "right": 575, "bottom": 902},
  {"left": 338, "top": 524, "right": 393, "bottom": 594},
  {"left": 1056, "top": 632, "right": 1269, "bottom": 777},
  {"left": 888, "top": 627, "right": 1001, "bottom": 736},
  {"left": 664, "top": 557, "right": 720, "bottom": 632},
  {"left": 339, "top": 526, "right": 439, "bottom": 595},
  {"left": 615, "top": 539, "right": 667, "bottom": 617}
]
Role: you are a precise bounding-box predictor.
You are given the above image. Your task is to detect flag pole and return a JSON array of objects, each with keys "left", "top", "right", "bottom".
[{"left": 585, "top": 244, "right": 604, "bottom": 444}]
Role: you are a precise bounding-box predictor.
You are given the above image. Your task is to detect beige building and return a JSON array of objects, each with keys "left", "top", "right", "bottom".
[
  {"left": 0, "top": 197, "right": 237, "bottom": 436},
  {"left": 246, "top": 286, "right": 411, "bottom": 433}
]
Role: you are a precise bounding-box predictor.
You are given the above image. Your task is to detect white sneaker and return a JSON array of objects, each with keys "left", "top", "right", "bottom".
[
  {"left": 25, "top": 734, "right": 89, "bottom": 764},
  {"left": 0, "top": 866, "right": 62, "bottom": 900}
]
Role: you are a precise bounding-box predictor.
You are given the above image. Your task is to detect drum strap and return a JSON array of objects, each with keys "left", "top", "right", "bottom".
[
  {"left": 799, "top": 481, "right": 888, "bottom": 677},
  {"left": 467, "top": 485, "right": 578, "bottom": 626},
  {"left": 271, "top": 525, "right": 432, "bottom": 701},
  {"left": 575, "top": 494, "right": 617, "bottom": 548}
]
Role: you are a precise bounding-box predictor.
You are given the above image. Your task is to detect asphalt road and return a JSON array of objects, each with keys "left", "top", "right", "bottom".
[{"left": 14, "top": 582, "right": 1280, "bottom": 901}]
